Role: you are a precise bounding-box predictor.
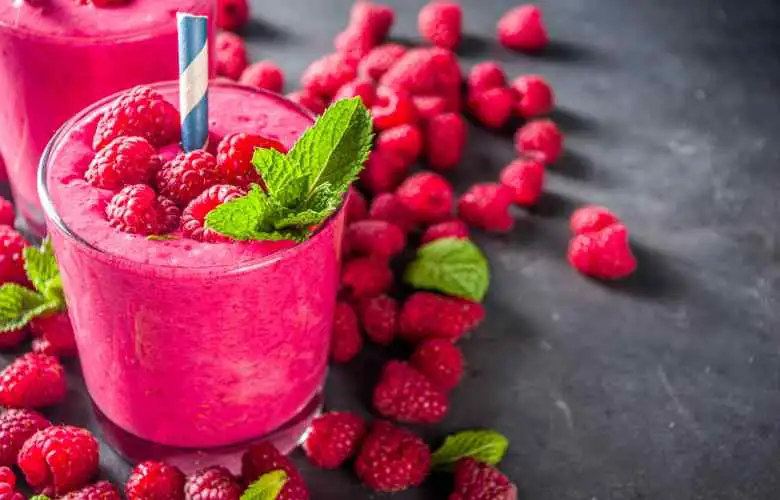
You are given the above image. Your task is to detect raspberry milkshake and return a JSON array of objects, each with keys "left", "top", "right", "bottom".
[
  {"left": 0, "top": 0, "right": 214, "bottom": 235},
  {"left": 39, "top": 82, "right": 344, "bottom": 469}
]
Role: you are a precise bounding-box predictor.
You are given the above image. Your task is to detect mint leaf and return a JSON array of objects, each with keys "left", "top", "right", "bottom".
[
  {"left": 252, "top": 148, "right": 306, "bottom": 207},
  {"left": 254, "top": 228, "right": 311, "bottom": 243},
  {"left": 274, "top": 183, "right": 342, "bottom": 229},
  {"left": 147, "top": 235, "right": 179, "bottom": 241},
  {"left": 30, "top": 496, "right": 51, "bottom": 500},
  {"left": 0, "top": 284, "right": 59, "bottom": 333},
  {"left": 22, "top": 239, "right": 65, "bottom": 310},
  {"left": 404, "top": 238, "right": 490, "bottom": 302},
  {"left": 430, "top": 430, "right": 509, "bottom": 470},
  {"left": 206, "top": 187, "right": 284, "bottom": 240},
  {"left": 240, "top": 470, "right": 288, "bottom": 500}
]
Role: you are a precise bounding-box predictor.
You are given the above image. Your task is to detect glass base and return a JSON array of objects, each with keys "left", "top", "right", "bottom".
[{"left": 92, "top": 390, "right": 323, "bottom": 475}]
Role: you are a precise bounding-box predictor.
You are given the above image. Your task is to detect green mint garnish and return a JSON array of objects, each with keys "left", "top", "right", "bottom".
[
  {"left": 30, "top": 496, "right": 51, "bottom": 500},
  {"left": 147, "top": 235, "right": 179, "bottom": 241},
  {"left": 430, "top": 430, "right": 509, "bottom": 470},
  {"left": 0, "top": 238, "right": 65, "bottom": 333},
  {"left": 404, "top": 237, "right": 490, "bottom": 302},
  {"left": 206, "top": 97, "right": 373, "bottom": 241},
  {"left": 240, "top": 470, "right": 288, "bottom": 500}
]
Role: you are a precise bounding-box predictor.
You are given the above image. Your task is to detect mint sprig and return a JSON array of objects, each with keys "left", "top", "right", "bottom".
[
  {"left": 404, "top": 238, "right": 490, "bottom": 302},
  {"left": 240, "top": 470, "right": 288, "bottom": 500},
  {"left": 206, "top": 98, "right": 373, "bottom": 241},
  {"left": 430, "top": 429, "right": 509, "bottom": 470}
]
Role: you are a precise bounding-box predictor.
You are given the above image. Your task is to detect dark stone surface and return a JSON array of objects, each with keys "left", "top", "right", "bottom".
[{"left": 5, "top": 0, "right": 780, "bottom": 498}]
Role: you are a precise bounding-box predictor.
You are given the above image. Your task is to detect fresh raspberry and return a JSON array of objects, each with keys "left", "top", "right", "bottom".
[
  {"left": 183, "top": 467, "right": 240, "bottom": 500},
  {"left": 93, "top": 86, "right": 179, "bottom": 151},
  {"left": 373, "top": 361, "right": 449, "bottom": 423},
  {"left": 18, "top": 425, "right": 99, "bottom": 495},
  {"left": 0, "top": 329, "right": 26, "bottom": 350},
  {"left": 355, "top": 421, "right": 430, "bottom": 492},
  {"left": 301, "top": 53, "right": 357, "bottom": 100},
  {"left": 156, "top": 151, "right": 222, "bottom": 207},
  {"left": 126, "top": 461, "right": 185, "bottom": 500},
  {"left": 0, "top": 353, "right": 67, "bottom": 409},
  {"left": 512, "top": 74, "right": 554, "bottom": 118},
  {"left": 449, "top": 458, "right": 516, "bottom": 500},
  {"left": 396, "top": 172, "right": 454, "bottom": 224},
  {"left": 216, "top": 0, "right": 249, "bottom": 32},
  {"left": 358, "top": 44, "right": 407, "bottom": 81},
  {"left": 418, "top": 1, "right": 462, "bottom": 49},
  {"left": 399, "top": 292, "right": 485, "bottom": 343},
  {"left": 286, "top": 90, "right": 326, "bottom": 115},
  {"left": 0, "top": 482, "right": 22, "bottom": 500},
  {"left": 0, "top": 466, "right": 14, "bottom": 488},
  {"left": 181, "top": 185, "right": 246, "bottom": 243},
  {"left": 569, "top": 205, "right": 620, "bottom": 235},
  {"left": 371, "top": 87, "right": 417, "bottom": 131},
  {"left": 468, "top": 87, "right": 515, "bottom": 129},
  {"left": 412, "top": 95, "right": 447, "bottom": 120},
  {"left": 380, "top": 47, "right": 461, "bottom": 99},
  {"left": 514, "top": 118, "right": 563, "bottom": 163},
  {"left": 497, "top": 4, "right": 548, "bottom": 52},
  {"left": 424, "top": 112, "right": 466, "bottom": 171},
  {"left": 61, "top": 481, "right": 121, "bottom": 500},
  {"left": 341, "top": 256, "right": 393, "bottom": 299},
  {"left": 345, "top": 220, "right": 406, "bottom": 258},
  {"left": 334, "top": 29, "right": 377, "bottom": 59},
  {"left": 346, "top": 190, "right": 368, "bottom": 224},
  {"left": 239, "top": 61, "right": 284, "bottom": 93},
  {"left": 29, "top": 312, "right": 78, "bottom": 358},
  {"left": 499, "top": 157, "right": 545, "bottom": 207},
  {"left": 106, "top": 185, "right": 180, "bottom": 236},
  {"left": 0, "top": 409, "right": 50, "bottom": 467},
  {"left": 0, "top": 226, "right": 26, "bottom": 286},
  {"left": 368, "top": 193, "right": 416, "bottom": 233},
  {"left": 303, "top": 412, "right": 366, "bottom": 469},
  {"left": 216, "top": 133, "right": 286, "bottom": 188},
  {"left": 0, "top": 198, "right": 13, "bottom": 227},
  {"left": 215, "top": 31, "right": 248, "bottom": 80},
  {"left": 333, "top": 78, "right": 376, "bottom": 108},
  {"left": 376, "top": 124, "right": 422, "bottom": 161},
  {"left": 458, "top": 183, "right": 515, "bottom": 233},
  {"left": 330, "top": 301, "right": 363, "bottom": 363},
  {"left": 85, "top": 136, "right": 161, "bottom": 190},
  {"left": 357, "top": 294, "right": 398, "bottom": 345},
  {"left": 359, "top": 149, "right": 410, "bottom": 195},
  {"left": 568, "top": 223, "right": 637, "bottom": 280},
  {"left": 349, "top": 2, "right": 395, "bottom": 43},
  {"left": 241, "top": 442, "right": 310, "bottom": 500},
  {"left": 421, "top": 219, "right": 469, "bottom": 244},
  {"left": 410, "top": 339, "right": 464, "bottom": 391},
  {"left": 467, "top": 61, "right": 506, "bottom": 92}
]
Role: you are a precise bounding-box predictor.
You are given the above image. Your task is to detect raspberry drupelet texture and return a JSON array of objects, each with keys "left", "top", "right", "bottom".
[
  {"left": 0, "top": 409, "right": 50, "bottom": 467},
  {"left": 368, "top": 193, "right": 417, "bottom": 233},
  {"left": 360, "top": 149, "right": 410, "bottom": 195},
  {"left": 84, "top": 136, "right": 161, "bottom": 190},
  {"left": 569, "top": 205, "right": 621, "bottom": 235},
  {"left": 499, "top": 157, "right": 546, "bottom": 207},
  {"left": 345, "top": 220, "right": 406, "bottom": 258},
  {"left": 468, "top": 87, "right": 516, "bottom": 129},
  {"left": 0, "top": 198, "right": 12, "bottom": 227},
  {"left": 449, "top": 458, "right": 516, "bottom": 500},
  {"left": 355, "top": 421, "right": 431, "bottom": 492},
  {"left": 105, "top": 185, "right": 180, "bottom": 236},
  {"left": 215, "top": 31, "right": 248, "bottom": 80},
  {"left": 241, "top": 442, "right": 310, "bottom": 500},
  {"left": 331, "top": 301, "right": 363, "bottom": 363},
  {"left": 349, "top": 2, "right": 395, "bottom": 44},
  {"left": 458, "top": 183, "right": 515, "bottom": 233},
  {"left": 380, "top": 47, "right": 461, "bottom": 100},
  {"left": 412, "top": 95, "right": 448, "bottom": 120},
  {"left": 239, "top": 61, "right": 285, "bottom": 93},
  {"left": 512, "top": 74, "right": 555, "bottom": 118},
  {"left": 29, "top": 312, "right": 78, "bottom": 359},
  {"left": 181, "top": 185, "right": 246, "bottom": 243},
  {"left": 301, "top": 53, "right": 358, "bottom": 101},
  {"left": 377, "top": 124, "right": 423, "bottom": 161},
  {"left": 126, "top": 461, "right": 186, "bottom": 500},
  {"left": 418, "top": 1, "right": 463, "bottom": 49},
  {"left": 216, "top": 0, "right": 249, "bottom": 32},
  {"left": 467, "top": 61, "right": 507, "bottom": 92},
  {"left": 0, "top": 465, "right": 21, "bottom": 500},
  {"left": 216, "top": 133, "right": 287, "bottom": 188},
  {"left": 410, "top": 339, "right": 465, "bottom": 391},
  {"left": 514, "top": 118, "right": 564, "bottom": 164},
  {"left": 156, "top": 150, "right": 222, "bottom": 207},
  {"left": 421, "top": 220, "right": 470, "bottom": 244},
  {"left": 183, "top": 466, "right": 241, "bottom": 500},
  {"left": 373, "top": 360, "right": 449, "bottom": 423},
  {"left": 424, "top": 112, "right": 467, "bottom": 171},
  {"left": 286, "top": 90, "right": 326, "bottom": 115},
  {"left": 371, "top": 87, "right": 418, "bottom": 131},
  {"left": 0, "top": 328, "right": 26, "bottom": 350},
  {"left": 334, "top": 28, "right": 378, "bottom": 59},
  {"left": 0, "top": 225, "right": 28, "bottom": 286},
  {"left": 497, "top": 4, "right": 548, "bottom": 52},
  {"left": 396, "top": 172, "right": 454, "bottom": 224},
  {"left": 333, "top": 78, "right": 377, "bottom": 108},
  {"left": 303, "top": 412, "right": 367, "bottom": 469},
  {"left": 358, "top": 44, "right": 408, "bottom": 81},
  {"left": 400, "top": 292, "right": 485, "bottom": 343},
  {"left": 0, "top": 353, "right": 67, "bottom": 409},
  {"left": 346, "top": 190, "right": 369, "bottom": 224},
  {"left": 61, "top": 481, "right": 121, "bottom": 500},
  {"left": 341, "top": 256, "right": 394, "bottom": 299},
  {"left": 357, "top": 294, "right": 399, "bottom": 345},
  {"left": 568, "top": 223, "right": 637, "bottom": 280}
]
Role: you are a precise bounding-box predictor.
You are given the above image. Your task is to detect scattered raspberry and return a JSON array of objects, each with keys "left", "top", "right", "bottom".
[
  {"left": 333, "top": 78, "right": 376, "bottom": 108},
  {"left": 420, "top": 219, "right": 469, "bottom": 244},
  {"left": 424, "top": 112, "right": 466, "bottom": 171},
  {"left": 355, "top": 421, "right": 430, "bottom": 492},
  {"left": 183, "top": 467, "right": 240, "bottom": 500},
  {"left": 341, "top": 256, "right": 393, "bottom": 299},
  {"left": 468, "top": 87, "right": 515, "bottom": 129},
  {"left": 568, "top": 223, "right": 637, "bottom": 280},
  {"left": 345, "top": 220, "right": 406, "bottom": 258},
  {"left": 0, "top": 466, "right": 14, "bottom": 488},
  {"left": 0, "top": 226, "right": 26, "bottom": 286},
  {"left": 412, "top": 95, "right": 447, "bottom": 120},
  {"left": 512, "top": 74, "right": 554, "bottom": 118},
  {"left": 239, "top": 61, "right": 284, "bottom": 93},
  {"left": 357, "top": 294, "right": 398, "bottom": 345},
  {"left": 368, "top": 193, "right": 416, "bottom": 232},
  {"left": 418, "top": 1, "right": 462, "bottom": 49},
  {"left": 0, "top": 409, "right": 50, "bottom": 467},
  {"left": 331, "top": 301, "right": 363, "bottom": 363},
  {"left": 29, "top": 312, "right": 78, "bottom": 358},
  {"left": 514, "top": 118, "right": 563, "bottom": 163},
  {"left": 303, "top": 412, "right": 366, "bottom": 469},
  {"left": 458, "top": 183, "right": 515, "bottom": 233},
  {"left": 410, "top": 339, "right": 464, "bottom": 391},
  {"left": 301, "top": 53, "right": 358, "bottom": 100},
  {"left": 215, "top": 31, "right": 248, "bottom": 80},
  {"left": 467, "top": 61, "right": 506, "bottom": 92},
  {"left": 371, "top": 87, "right": 417, "bottom": 131},
  {"left": 380, "top": 47, "right": 461, "bottom": 99},
  {"left": 359, "top": 149, "right": 410, "bottom": 195},
  {"left": 0, "top": 353, "right": 67, "bottom": 409},
  {"left": 334, "top": 29, "right": 377, "bottom": 59},
  {"left": 499, "top": 157, "right": 545, "bottom": 207},
  {"left": 399, "top": 292, "right": 485, "bottom": 343},
  {"left": 85, "top": 136, "right": 161, "bottom": 190},
  {"left": 216, "top": 133, "right": 286, "bottom": 188},
  {"left": 241, "top": 442, "right": 310, "bottom": 500},
  {"left": 216, "top": 0, "right": 249, "bottom": 32},
  {"left": 156, "top": 150, "right": 222, "bottom": 207},
  {"left": 93, "top": 86, "right": 179, "bottom": 151},
  {"left": 497, "top": 4, "right": 548, "bottom": 52},
  {"left": 0, "top": 198, "right": 13, "bottom": 227},
  {"left": 346, "top": 190, "right": 368, "bottom": 224},
  {"left": 0, "top": 482, "right": 22, "bottom": 500},
  {"left": 358, "top": 44, "right": 407, "bottom": 81},
  {"left": 18, "top": 425, "right": 99, "bottom": 495},
  {"left": 396, "top": 172, "right": 454, "bottom": 224},
  {"left": 0, "top": 329, "right": 26, "bottom": 350},
  {"left": 181, "top": 185, "right": 246, "bottom": 243},
  {"left": 106, "top": 184, "right": 180, "bottom": 235},
  {"left": 286, "top": 90, "right": 326, "bottom": 115},
  {"left": 569, "top": 205, "right": 620, "bottom": 235},
  {"left": 449, "top": 458, "right": 516, "bottom": 500},
  {"left": 376, "top": 124, "right": 422, "bottom": 161},
  {"left": 349, "top": 2, "right": 395, "bottom": 43},
  {"left": 373, "top": 361, "right": 449, "bottom": 423},
  {"left": 61, "top": 481, "right": 121, "bottom": 500},
  {"left": 126, "top": 461, "right": 185, "bottom": 500}
]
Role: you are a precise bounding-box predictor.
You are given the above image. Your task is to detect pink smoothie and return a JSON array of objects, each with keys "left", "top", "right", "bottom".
[
  {"left": 41, "top": 82, "right": 343, "bottom": 448},
  {"left": 0, "top": 0, "right": 213, "bottom": 234}
]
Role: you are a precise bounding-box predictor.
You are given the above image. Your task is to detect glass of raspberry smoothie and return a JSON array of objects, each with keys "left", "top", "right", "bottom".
[
  {"left": 39, "top": 81, "right": 343, "bottom": 472},
  {"left": 0, "top": 0, "right": 214, "bottom": 236}
]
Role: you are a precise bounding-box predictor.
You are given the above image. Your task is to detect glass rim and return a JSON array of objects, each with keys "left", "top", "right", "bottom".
[{"left": 37, "top": 80, "right": 347, "bottom": 273}]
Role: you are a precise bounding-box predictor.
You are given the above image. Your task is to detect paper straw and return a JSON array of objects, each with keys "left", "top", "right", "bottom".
[{"left": 177, "top": 13, "right": 209, "bottom": 152}]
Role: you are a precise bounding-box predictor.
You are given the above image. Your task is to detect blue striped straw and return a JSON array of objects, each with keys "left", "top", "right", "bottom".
[{"left": 177, "top": 13, "right": 209, "bottom": 152}]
